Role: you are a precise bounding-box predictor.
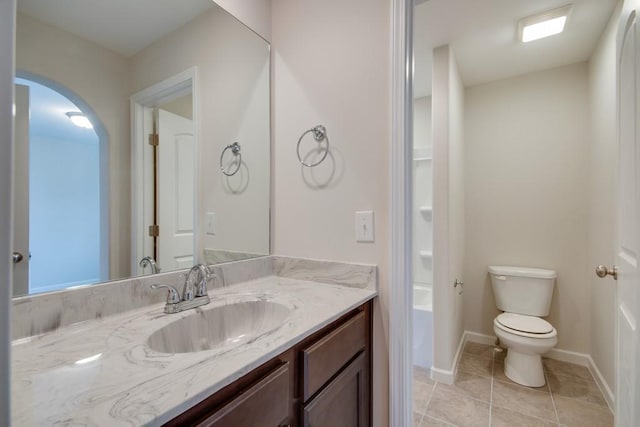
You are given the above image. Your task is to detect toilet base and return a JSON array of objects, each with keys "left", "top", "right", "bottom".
[{"left": 504, "top": 350, "right": 545, "bottom": 387}]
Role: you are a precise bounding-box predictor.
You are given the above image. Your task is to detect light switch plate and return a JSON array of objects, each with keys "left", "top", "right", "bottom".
[
  {"left": 206, "top": 212, "right": 216, "bottom": 235},
  {"left": 355, "top": 211, "right": 374, "bottom": 242}
]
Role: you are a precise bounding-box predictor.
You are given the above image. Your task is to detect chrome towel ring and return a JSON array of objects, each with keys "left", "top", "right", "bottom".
[
  {"left": 297, "top": 125, "right": 329, "bottom": 167},
  {"left": 220, "top": 142, "right": 242, "bottom": 176}
]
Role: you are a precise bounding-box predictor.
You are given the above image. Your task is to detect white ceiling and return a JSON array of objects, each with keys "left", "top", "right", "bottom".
[
  {"left": 414, "top": 0, "right": 618, "bottom": 98},
  {"left": 17, "top": 0, "right": 216, "bottom": 57}
]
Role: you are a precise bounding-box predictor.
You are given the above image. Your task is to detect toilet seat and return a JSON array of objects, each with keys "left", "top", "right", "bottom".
[{"left": 495, "top": 313, "right": 556, "bottom": 339}]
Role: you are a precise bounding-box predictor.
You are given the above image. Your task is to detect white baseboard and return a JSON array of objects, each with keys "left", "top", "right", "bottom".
[
  {"left": 463, "top": 331, "right": 615, "bottom": 411},
  {"left": 544, "top": 348, "right": 589, "bottom": 366},
  {"left": 431, "top": 332, "right": 466, "bottom": 384},
  {"left": 587, "top": 355, "right": 615, "bottom": 412},
  {"left": 464, "top": 331, "right": 496, "bottom": 346},
  {"left": 430, "top": 366, "right": 453, "bottom": 384}
]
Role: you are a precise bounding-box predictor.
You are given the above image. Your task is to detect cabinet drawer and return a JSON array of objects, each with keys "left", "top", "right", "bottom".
[
  {"left": 302, "top": 310, "right": 366, "bottom": 401},
  {"left": 197, "top": 362, "right": 290, "bottom": 427}
]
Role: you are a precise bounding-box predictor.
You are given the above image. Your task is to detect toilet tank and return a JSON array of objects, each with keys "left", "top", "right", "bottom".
[{"left": 489, "top": 266, "right": 556, "bottom": 317}]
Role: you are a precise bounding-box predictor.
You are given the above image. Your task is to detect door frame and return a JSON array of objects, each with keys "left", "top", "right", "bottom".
[
  {"left": 389, "top": 0, "right": 414, "bottom": 426},
  {"left": 13, "top": 84, "right": 29, "bottom": 296},
  {"left": 130, "top": 67, "right": 199, "bottom": 275},
  {"left": 0, "top": 0, "right": 15, "bottom": 422}
]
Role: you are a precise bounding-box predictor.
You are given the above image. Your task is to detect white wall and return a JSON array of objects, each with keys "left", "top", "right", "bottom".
[
  {"left": 214, "top": 0, "right": 272, "bottom": 42},
  {"left": 271, "top": 0, "right": 390, "bottom": 423},
  {"left": 131, "top": 6, "right": 271, "bottom": 260},
  {"left": 448, "top": 47, "right": 466, "bottom": 367},
  {"left": 432, "top": 45, "right": 465, "bottom": 376},
  {"left": 0, "top": 0, "right": 15, "bottom": 421},
  {"left": 16, "top": 14, "right": 132, "bottom": 280},
  {"left": 413, "top": 96, "right": 433, "bottom": 286},
  {"left": 464, "top": 62, "right": 591, "bottom": 353},
  {"left": 414, "top": 97, "right": 432, "bottom": 151},
  {"left": 587, "top": 0, "right": 624, "bottom": 396}
]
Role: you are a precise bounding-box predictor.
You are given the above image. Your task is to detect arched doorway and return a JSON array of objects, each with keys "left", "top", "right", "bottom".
[{"left": 14, "top": 75, "right": 109, "bottom": 295}]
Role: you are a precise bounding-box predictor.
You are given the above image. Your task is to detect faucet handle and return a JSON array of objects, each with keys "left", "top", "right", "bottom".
[
  {"left": 151, "top": 284, "right": 181, "bottom": 304},
  {"left": 195, "top": 265, "right": 211, "bottom": 297}
]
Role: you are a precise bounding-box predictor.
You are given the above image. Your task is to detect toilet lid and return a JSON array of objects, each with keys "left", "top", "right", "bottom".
[{"left": 496, "top": 313, "right": 553, "bottom": 334}]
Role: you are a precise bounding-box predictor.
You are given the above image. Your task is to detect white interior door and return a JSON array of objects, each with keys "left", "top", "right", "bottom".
[
  {"left": 616, "top": 9, "right": 640, "bottom": 427},
  {"left": 13, "top": 84, "right": 29, "bottom": 296},
  {"left": 158, "top": 108, "right": 195, "bottom": 271}
]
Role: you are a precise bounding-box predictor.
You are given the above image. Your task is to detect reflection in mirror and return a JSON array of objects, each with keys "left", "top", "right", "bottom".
[{"left": 13, "top": 0, "right": 270, "bottom": 297}]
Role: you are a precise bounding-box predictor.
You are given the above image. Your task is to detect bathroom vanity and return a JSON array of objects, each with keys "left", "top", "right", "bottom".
[
  {"left": 167, "top": 301, "right": 371, "bottom": 426},
  {"left": 11, "top": 257, "right": 376, "bottom": 426}
]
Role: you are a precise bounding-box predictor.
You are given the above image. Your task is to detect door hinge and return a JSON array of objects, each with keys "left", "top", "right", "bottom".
[
  {"left": 148, "top": 224, "right": 159, "bottom": 237},
  {"left": 148, "top": 133, "right": 159, "bottom": 146}
]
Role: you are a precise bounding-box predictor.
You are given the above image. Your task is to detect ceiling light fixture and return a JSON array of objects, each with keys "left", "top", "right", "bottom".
[
  {"left": 66, "top": 112, "right": 93, "bottom": 129},
  {"left": 518, "top": 5, "right": 573, "bottom": 43}
]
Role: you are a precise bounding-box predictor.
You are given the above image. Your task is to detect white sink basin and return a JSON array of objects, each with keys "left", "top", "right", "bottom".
[{"left": 146, "top": 300, "right": 291, "bottom": 354}]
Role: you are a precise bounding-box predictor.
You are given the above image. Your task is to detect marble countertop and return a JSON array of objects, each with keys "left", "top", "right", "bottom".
[{"left": 12, "top": 275, "right": 376, "bottom": 426}]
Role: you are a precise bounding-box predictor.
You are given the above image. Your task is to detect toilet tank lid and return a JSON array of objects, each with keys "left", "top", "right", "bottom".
[{"left": 488, "top": 266, "right": 557, "bottom": 279}]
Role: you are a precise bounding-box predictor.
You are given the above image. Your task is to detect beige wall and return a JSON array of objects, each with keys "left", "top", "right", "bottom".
[
  {"left": 587, "top": 0, "right": 624, "bottom": 394},
  {"left": 161, "top": 94, "right": 193, "bottom": 120},
  {"left": 271, "top": 0, "right": 391, "bottom": 424},
  {"left": 131, "top": 6, "right": 271, "bottom": 260},
  {"left": 214, "top": 0, "right": 272, "bottom": 42},
  {"left": 432, "top": 45, "right": 465, "bottom": 374},
  {"left": 464, "top": 62, "right": 591, "bottom": 353},
  {"left": 16, "top": 14, "right": 132, "bottom": 280}
]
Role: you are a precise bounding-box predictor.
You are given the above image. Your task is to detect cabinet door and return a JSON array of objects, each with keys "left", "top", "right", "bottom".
[
  {"left": 302, "top": 352, "right": 369, "bottom": 427},
  {"left": 198, "top": 362, "right": 290, "bottom": 427}
]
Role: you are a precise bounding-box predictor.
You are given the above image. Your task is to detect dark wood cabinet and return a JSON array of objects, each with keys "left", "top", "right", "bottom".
[
  {"left": 302, "top": 352, "right": 369, "bottom": 427},
  {"left": 165, "top": 300, "right": 372, "bottom": 427},
  {"left": 198, "top": 362, "right": 290, "bottom": 427},
  {"left": 301, "top": 311, "right": 366, "bottom": 401}
]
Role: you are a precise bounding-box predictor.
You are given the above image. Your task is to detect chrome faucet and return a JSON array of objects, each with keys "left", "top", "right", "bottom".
[
  {"left": 139, "top": 256, "right": 160, "bottom": 274},
  {"left": 182, "top": 264, "right": 209, "bottom": 301},
  {"left": 151, "top": 264, "right": 212, "bottom": 314}
]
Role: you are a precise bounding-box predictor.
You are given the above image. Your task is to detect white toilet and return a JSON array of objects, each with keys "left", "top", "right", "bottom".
[{"left": 489, "top": 265, "right": 558, "bottom": 387}]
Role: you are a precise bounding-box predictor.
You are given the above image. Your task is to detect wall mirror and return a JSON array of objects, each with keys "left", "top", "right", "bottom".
[{"left": 12, "top": 0, "right": 271, "bottom": 297}]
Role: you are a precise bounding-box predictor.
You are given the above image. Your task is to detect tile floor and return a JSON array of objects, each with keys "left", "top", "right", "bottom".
[{"left": 413, "top": 342, "right": 614, "bottom": 427}]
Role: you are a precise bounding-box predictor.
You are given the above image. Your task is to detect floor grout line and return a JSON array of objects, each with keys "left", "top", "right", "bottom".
[
  {"left": 488, "top": 347, "right": 497, "bottom": 426},
  {"left": 424, "top": 413, "right": 460, "bottom": 427},
  {"left": 423, "top": 382, "right": 462, "bottom": 426},
  {"left": 423, "top": 377, "right": 437, "bottom": 413},
  {"left": 412, "top": 371, "right": 429, "bottom": 426},
  {"left": 544, "top": 369, "right": 561, "bottom": 425},
  {"left": 414, "top": 345, "right": 611, "bottom": 427}
]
